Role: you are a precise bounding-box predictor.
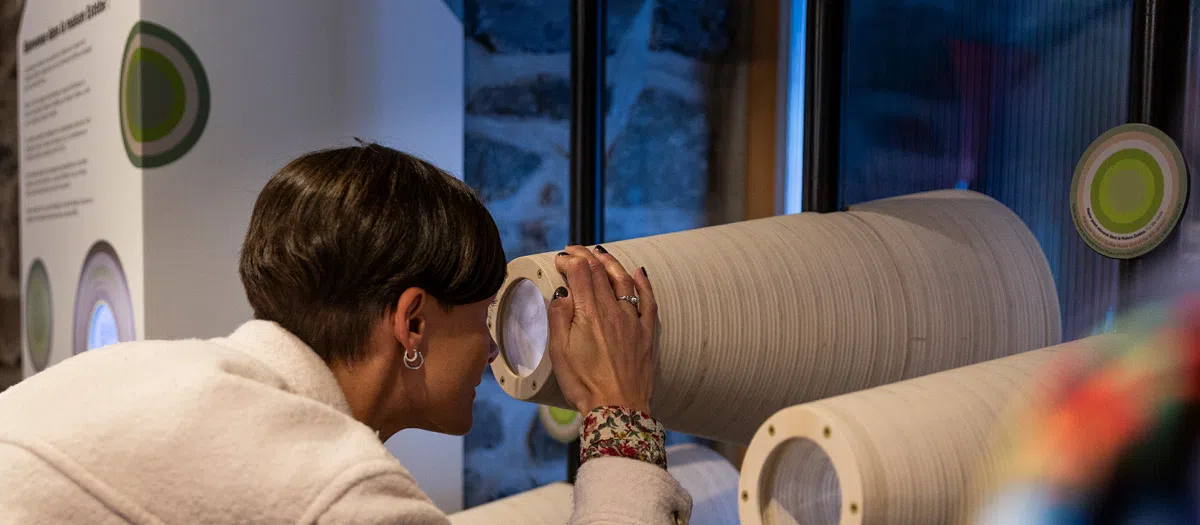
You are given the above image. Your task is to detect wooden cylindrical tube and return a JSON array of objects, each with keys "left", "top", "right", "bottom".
[
  {"left": 737, "top": 336, "right": 1111, "bottom": 525},
  {"left": 487, "top": 190, "right": 1062, "bottom": 443}
]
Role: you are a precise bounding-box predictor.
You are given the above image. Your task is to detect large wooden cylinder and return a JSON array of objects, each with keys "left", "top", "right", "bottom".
[
  {"left": 488, "top": 190, "right": 1062, "bottom": 443},
  {"left": 737, "top": 336, "right": 1110, "bottom": 525}
]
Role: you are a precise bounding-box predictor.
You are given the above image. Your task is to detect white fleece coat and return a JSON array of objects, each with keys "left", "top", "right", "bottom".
[{"left": 0, "top": 321, "right": 692, "bottom": 524}]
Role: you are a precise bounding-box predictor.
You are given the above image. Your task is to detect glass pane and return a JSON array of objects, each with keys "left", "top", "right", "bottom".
[
  {"left": 603, "top": 0, "right": 741, "bottom": 242},
  {"left": 1178, "top": 3, "right": 1200, "bottom": 269},
  {"left": 461, "top": 0, "right": 742, "bottom": 508},
  {"left": 838, "top": 0, "right": 1132, "bottom": 339},
  {"left": 461, "top": 0, "right": 571, "bottom": 508}
]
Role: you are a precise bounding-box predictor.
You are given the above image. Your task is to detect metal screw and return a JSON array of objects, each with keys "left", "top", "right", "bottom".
[
  {"left": 824, "top": 426, "right": 832, "bottom": 438},
  {"left": 768, "top": 425, "right": 775, "bottom": 437}
]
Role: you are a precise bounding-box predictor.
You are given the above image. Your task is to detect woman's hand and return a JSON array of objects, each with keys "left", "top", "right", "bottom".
[{"left": 547, "top": 245, "right": 657, "bottom": 415}]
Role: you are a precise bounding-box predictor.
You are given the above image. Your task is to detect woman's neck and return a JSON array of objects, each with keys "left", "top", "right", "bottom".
[{"left": 330, "top": 336, "right": 412, "bottom": 439}]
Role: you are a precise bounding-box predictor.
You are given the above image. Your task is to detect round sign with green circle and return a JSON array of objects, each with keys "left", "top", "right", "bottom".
[
  {"left": 25, "top": 259, "right": 52, "bottom": 371},
  {"left": 539, "top": 405, "right": 582, "bottom": 443},
  {"left": 548, "top": 407, "right": 577, "bottom": 425},
  {"left": 1070, "top": 123, "right": 1188, "bottom": 259},
  {"left": 119, "top": 21, "right": 210, "bottom": 168}
]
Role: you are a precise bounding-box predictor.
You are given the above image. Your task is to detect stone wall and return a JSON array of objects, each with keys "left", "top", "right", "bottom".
[
  {"left": 0, "top": 0, "right": 23, "bottom": 392},
  {"left": 462, "top": 0, "right": 739, "bottom": 258}
]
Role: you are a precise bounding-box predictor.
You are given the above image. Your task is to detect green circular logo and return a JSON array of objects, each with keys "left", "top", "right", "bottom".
[
  {"left": 1071, "top": 124, "right": 1188, "bottom": 259},
  {"left": 539, "top": 405, "right": 583, "bottom": 443},
  {"left": 1090, "top": 148, "right": 1164, "bottom": 234},
  {"left": 548, "top": 407, "right": 578, "bottom": 426},
  {"left": 120, "top": 21, "right": 209, "bottom": 168},
  {"left": 25, "top": 259, "right": 52, "bottom": 371}
]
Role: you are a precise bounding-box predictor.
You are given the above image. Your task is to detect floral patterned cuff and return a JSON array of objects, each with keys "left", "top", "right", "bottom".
[{"left": 579, "top": 406, "right": 667, "bottom": 470}]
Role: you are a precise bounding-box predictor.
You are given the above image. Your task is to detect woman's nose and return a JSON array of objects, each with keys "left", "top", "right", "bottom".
[{"left": 487, "top": 339, "right": 500, "bottom": 364}]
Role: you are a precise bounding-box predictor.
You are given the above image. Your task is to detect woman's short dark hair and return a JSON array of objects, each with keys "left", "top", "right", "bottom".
[{"left": 239, "top": 142, "right": 506, "bottom": 363}]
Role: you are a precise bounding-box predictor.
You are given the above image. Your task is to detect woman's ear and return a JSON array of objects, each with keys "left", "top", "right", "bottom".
[{"left": 393, "top": 288, "right": 428, "bottom": 350}]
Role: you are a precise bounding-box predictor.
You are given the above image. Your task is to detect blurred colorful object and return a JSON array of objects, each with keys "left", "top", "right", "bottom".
[{"left": 978, "top": 295, "right": 1200, "bottom": 524}]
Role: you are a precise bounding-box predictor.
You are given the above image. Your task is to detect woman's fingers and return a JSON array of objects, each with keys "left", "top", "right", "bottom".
[
  {"left": 554, "top": 249, "right": 595, "bottom": 313},
  {"left": 546, "top": 286, "right": 574, "bottom": 359},
  {"left": 563, "top": 245, "right": 618, "bottom": 312},
  {"left": 632, "top": 266, "right": 657, "bottom": 336},
  {"left": 546, "top": 246, "right": 658, "bottom": 416},
  {"left": 594, "top": 247, "right": 639, "bottom": 317}
]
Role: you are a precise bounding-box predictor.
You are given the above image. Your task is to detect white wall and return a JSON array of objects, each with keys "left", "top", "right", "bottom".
[
  {"left": 141, "top": 0, "right": 348, "bottom": 342},
  {"left": 343, "top": 0, "right": 465, "bottom": 177},
  {"left": 23, "top": 0, "right": 466, "bottom": 512}
]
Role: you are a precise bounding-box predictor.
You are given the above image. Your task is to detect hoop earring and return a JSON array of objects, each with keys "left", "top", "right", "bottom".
[{"left": 403, "top": 348, "right": 424, "bottom": 370}]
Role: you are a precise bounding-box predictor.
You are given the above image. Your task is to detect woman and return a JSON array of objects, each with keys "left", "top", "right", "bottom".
[{"left": 0, "top": 143, "right": 691, "bottom": 524}]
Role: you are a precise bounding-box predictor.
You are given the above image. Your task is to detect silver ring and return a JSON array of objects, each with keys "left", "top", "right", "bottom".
[{"left": 617, "top": 295, "right": 639, "bottom": 307}]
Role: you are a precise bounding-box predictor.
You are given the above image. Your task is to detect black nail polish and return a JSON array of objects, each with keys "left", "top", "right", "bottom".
[
  {"left": 595, "top": 245, "right": 608, "bottom": 254},
  {"left": 553, "top": 287, "right": 569, "bottom": 299},
  {"left": 557, "top": 251, "right": 569, "bottom": 256},
  {"left": 640, "top": 267, "right": 649, "bottom": 278}
]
